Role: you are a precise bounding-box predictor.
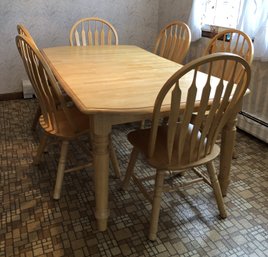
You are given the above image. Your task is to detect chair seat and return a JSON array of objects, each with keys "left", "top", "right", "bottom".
[
  {"left": 128, "top": 125, "right": 220, "bottom": 170},
  {"left": 39, "top": 106, "right": 90, "bottom": 139}
]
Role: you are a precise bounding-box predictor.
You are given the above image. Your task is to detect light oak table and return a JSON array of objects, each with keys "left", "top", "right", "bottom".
[{"left": 42, "top": 45, "right": 236, "bottom": 231}]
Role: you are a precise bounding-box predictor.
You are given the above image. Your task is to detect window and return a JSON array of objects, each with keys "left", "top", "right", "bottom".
[
  {"left": 202, "top": 0, "right": 243, "bottom": 30},
  {"left": 188, "top": 0, "right": 268, "bottom": 61}
]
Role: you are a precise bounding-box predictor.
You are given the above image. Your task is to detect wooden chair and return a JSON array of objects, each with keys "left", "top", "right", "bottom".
[
  {"left": 202, "top": 29, "right": 254, "bottom": 157},
  {"left": 17, "top": 24, "right": 41, "bottom": 131},
  {"left": 69, "top": 17, "right": 118, "bottom": 46},
  {"left": 122, "top": 52, "right": 251, "bottom": 241},
  {"left": 140, "top": 21, "right": 191, "bottom": 129},
  {"left": 17, "top": 24, "right": 35, "bottom": 44},
  {"left": 69, "top": 17, "right": 121, "bottom": 175},
  {"left": 154, "top": 20, "right": 191, "bottom": 64},
  {"left": 16, "top": 35, "right": 120, "bottom": 200},
  {"left": 204, "top": 29, "right": 253, "bottom": 65}
]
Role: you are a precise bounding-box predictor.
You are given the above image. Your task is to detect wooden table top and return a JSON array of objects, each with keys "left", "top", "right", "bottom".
[{"left": 42, "top": 45, "right": 183, "bottom": 114}]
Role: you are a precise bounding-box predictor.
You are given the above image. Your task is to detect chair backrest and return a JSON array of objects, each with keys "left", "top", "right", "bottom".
[
  {"left": 17, "top": 24, "right": 37, "bottom": 47},
  {"left": 153, "top": 21, "right": 191, "bottom": 64},
  {"left": 148, "top": 53, "right": 251, "bottom": 167},
  {"left": 69, "top": 17, "right": 119, "bottom": 46},
  {"left": 203, "top": 29, "right": 254, "bottom": 82},
  {"left": 17, "top": 24, "right": 31, "bottom": 37},
  {"left": 16, "top": 35, "right": 77, "bottom": 133}
]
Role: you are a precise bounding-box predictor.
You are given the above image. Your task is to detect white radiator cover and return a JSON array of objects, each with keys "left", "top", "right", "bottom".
[
  {"left": 237, "top": 113, "right": 268, "bottom": 143},
  {"left": 22, "top": 79, "right": 35, "bottom": 99},
  {"left": 236, "top": 61, "right": 268, "bottom": 143}
]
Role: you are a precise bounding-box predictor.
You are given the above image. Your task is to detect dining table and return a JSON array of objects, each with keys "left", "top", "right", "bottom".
[{"left": 41, "top": 45, "right": 237, "bottom": 231}]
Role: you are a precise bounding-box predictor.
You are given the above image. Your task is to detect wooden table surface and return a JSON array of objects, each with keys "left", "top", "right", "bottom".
[
  {"left": 43, "top": 45, "right": 183, "bottom": 115},
  {"left": 42, "top": 45, "right": 236, "bottom": 231}
]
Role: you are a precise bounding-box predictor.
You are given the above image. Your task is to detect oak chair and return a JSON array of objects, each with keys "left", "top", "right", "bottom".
[
  {"left": 202, "top": 29, "right": 254, "bottom": 157},
  {"left": 69, "top": 17, "right": 118, "bottom": 46},
  {"left": 140, "top": 21, "right": 191, "bottom": 129},
  {"left": 203, "top": 28, "right": 253, "bottom": 80},
  {"left": 69, "top": 17, "right": 121, "bottom": 176},
  {"left": 16, "top": 35, "right": 120, "bottom": 200},
  {"left": 17, "top": 24, "right": 35, "bottom": 44},
  {"left": 154, "top": 20, "right": 191, "bottom": 64},
  {"left": 17, "top": 24, "right": 41, "bottom": 131},
  {"left": 204, "top": 29, "right": 253, "bottom": 63},
  {"left": 122, "top": 53, "right": 251, "bottom": 241}
]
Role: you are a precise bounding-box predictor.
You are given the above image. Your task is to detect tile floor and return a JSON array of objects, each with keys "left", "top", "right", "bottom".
[{"left": 0, "top": 99, "right": 267, "bottom": 257}]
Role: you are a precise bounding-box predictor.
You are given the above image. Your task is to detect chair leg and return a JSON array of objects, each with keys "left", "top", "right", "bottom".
[
  {"left": 121, "top": 147, "right": 139, "bottom": 190},
  {"left": 206, "top": 161, "right": 227, "bottom": 219},
  {"left": 31, "top": 106, "right": 41, "bottom": 131},
  {"left": 33, "top": 134, "right": 49, "bottom": 165},
  {"left": 109, "top": 141, "right": 121, "bottom": 179},
  {"left": 53, "top": 140, "right": 69, "bottom": 200},
  {"left": 140, "top": 120, "right": 145, "bottom": 129},
  {"left": 149, "top": 170, "right": 165, "bottom": 241},
  {"left": 232, "top": 149, "right": 238, "bottom": 159}
]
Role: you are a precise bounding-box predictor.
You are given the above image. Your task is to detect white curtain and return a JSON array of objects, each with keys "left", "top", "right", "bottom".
[
  {"left": 187, "top": 0, "right": 206, "bottom": 41},
  {"left": 188, "top": 0, "right": 268, "bottom": 61},
  {"left": 238, "top": 0, "right": 268, "bottom": 61}
]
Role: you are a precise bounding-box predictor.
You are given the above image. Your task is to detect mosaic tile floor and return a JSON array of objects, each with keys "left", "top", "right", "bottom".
[{"left": 0, "top": 99, "right": 268, "bottom": 257}]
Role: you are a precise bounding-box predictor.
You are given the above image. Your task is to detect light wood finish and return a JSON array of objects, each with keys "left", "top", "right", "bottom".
[
  {"left": 17, "top": 24, "right": 33, "bottom": 40},
  {"left": 204, "top": 29, "right": 253, "bottom": 81},
  {"left": 140, "top": 21, "right": 191, "bottom": 128},
  {"left": 41, "top": 45, "right": 245, "bottom": 232},
  {"left": 154, "top": 20, "right": 191, "bottom": 64},
  {"left": 69, "top": 17, "right": 118, "bottom": 46},
  {"left": 204, "top": 29, "right": 253, "bottom": 63},
  {"left": 202, "top": 29, "right": 254, "bottom": 158},
  {"left": 17, "top": 24, "right": 41, "bottom": 131},
  {"left": 15, "top": 35, "right": 119, "bottom": 200},
  {"left": 17, "top": 25, "right": 120, "bottom": 177},
  {"left": 70, "top": 18, "right": 119, "bottom": 174},
  {"left": 122, "top": 53, "right": 251, "bottom": 240}
]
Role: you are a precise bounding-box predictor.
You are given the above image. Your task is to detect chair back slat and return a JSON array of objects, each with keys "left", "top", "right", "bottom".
[
  {"left": 154, "top": 21, "right": 191, "bottom": 64},
  {"left": 189, "top": 64, "right": 213, "bottom": 162},
  {"left": 167, "top": 26, "right": 177, "bottom": 60},
  {"left": 100, "top": 23, "right": 105, "bottom": 45},
  {"left": 177, "top": 75, "right": 197, "bottom": 163},
  {"left": 107, "top": 29, "right": 112, "bottom": 45},
  {"left": 148, "top": 53, "right": 251, "bottom": 167},
  {"left": 167, "top": 82, "right": 181, "bottom": 162},
  {"left": 94, "top": 22, "right": 99, "bottom": 45},
  {"left": 163, "top": 26, "right": 173, "bottom": 58},
  {"left": 81, "top": 22, "right": 86, "bottom": 46},
  {"left": 199, "top": 77, "right": 224, "bottom": 155},
  {"left": 74, "top": 30, "right": 80, "bottom": 46},
  {"left": 16, "top": 35, "right": 78, "bottom": 133},
  {"left": 70, "top": 17, "right": 118, "bottom": 46},
  {"left": 88, "top": 22, "right": 93, "bottom": 45}
]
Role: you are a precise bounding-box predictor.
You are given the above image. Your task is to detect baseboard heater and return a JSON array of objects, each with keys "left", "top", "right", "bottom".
[
  {"left": 239, "top": 111, "right": 268, "bottom": 128},
  {"left": 237, "top": 111, "right": 268, "bottom": 143}
]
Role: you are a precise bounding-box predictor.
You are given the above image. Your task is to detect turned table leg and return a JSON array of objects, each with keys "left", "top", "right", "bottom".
[
  {"left": 91, "top": 115, "right": 111, "bottom": 231},
  {"left": 219, "top": 116, "right": 237, "bottom": 196}
]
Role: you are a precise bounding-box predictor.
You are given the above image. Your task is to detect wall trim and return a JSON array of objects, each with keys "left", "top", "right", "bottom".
[{"left": 0, "top": 92, "right": 23, "bottom": 101}]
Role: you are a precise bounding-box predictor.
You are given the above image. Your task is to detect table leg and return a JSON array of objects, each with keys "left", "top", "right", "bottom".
[
  {"left": 219, "top": 116, "right": 237, "bottom": 196},
  {"left": 91, "top": 116, "right": 111, "bottom": 231}
]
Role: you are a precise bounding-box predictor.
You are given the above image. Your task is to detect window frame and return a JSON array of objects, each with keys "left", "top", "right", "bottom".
[{"left": 201, "top": 0, "right": 244, "bottom": 39}]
